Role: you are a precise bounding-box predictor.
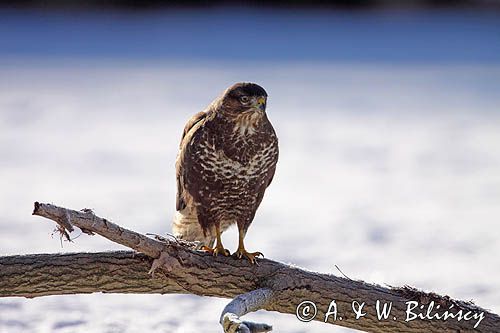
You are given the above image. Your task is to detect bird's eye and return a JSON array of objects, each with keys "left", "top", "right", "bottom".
[{"left": 239, "top": 96, "right": 250, "bottom": 104}]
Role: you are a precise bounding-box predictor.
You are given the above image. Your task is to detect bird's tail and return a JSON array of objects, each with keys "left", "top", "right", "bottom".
[{"left": 172, "top": 206, "right": 215, "bottom": 247}]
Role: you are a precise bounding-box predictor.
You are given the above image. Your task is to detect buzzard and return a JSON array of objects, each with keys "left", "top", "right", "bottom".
[{"left": 172, "top": 82, "right": 279, "bottom": 263}]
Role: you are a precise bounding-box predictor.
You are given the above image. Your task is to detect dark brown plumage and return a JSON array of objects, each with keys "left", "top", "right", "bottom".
[{"left": 172, "top": 82, "right": 278, "bottom": 263}]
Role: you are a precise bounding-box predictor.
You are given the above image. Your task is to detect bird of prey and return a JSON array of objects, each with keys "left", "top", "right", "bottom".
[{"left": 172, "top": 82, "right": 278, "bottom": 263}]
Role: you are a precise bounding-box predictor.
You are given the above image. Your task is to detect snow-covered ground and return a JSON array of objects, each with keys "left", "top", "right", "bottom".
[{"left": 1, "top": 8, "right": 500, "bottom": 333}]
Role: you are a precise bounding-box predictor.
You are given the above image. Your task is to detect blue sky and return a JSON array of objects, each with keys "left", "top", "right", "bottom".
[{"left": 1, "top": 8, "right": 499, "bottom": 63}]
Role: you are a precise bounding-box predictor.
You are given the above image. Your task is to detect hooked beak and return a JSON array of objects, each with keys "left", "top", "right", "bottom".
[{"left": 256, "top": 96, "right": 266, "bottom": 112}]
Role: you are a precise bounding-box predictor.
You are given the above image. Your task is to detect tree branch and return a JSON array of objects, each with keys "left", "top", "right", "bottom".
[
  {"left": 0, "top": 251, "right": 183, "bottom": 297},
  {"left": 2, "top": 201, "right": 497, "bottom": 332},
  {"left": 220, "top": 288, "right": 274, "bottom": 333}
]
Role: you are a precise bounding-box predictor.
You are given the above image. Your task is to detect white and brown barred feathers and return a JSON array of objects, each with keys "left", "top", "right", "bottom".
[{"left": 172, "top": 83, "right": 278, "bottom": 246}]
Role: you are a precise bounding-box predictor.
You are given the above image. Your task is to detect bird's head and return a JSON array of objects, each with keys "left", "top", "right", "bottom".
[{"left": 216, "top": 82, "right": 268, "bottom": 119}]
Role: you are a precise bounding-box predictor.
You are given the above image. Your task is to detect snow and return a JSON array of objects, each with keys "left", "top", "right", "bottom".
[{"left": 1, "top": 7, "right": 499, "bottom": 333}]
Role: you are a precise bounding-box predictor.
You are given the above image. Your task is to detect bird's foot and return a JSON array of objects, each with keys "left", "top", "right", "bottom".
[
  {"left": 201, "top": 244, "right": 230, "bottom": 257},
  {"left": 233, "top": 248, "right": 264, "bottom": 264}
]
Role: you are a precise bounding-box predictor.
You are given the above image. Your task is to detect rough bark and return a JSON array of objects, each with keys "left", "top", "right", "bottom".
[
  {"left": 0, "top": 251, "right": 181, "bottom": 297},
  {"left": 1, "top": 202, "right": 498, "bottom": 333},
  {"left": 220, "top": 288, "right": 274, "bottom": 333}
]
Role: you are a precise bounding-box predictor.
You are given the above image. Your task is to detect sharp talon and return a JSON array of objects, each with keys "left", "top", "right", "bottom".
[
  {"left": 200, "top": 245, "right": 213, "bottom": 253},
  {"left": 201, "top": 245, "right": 230, "bottom": 257},
  {"left": 233, "top": 249, "right": 264, "bottom": 264}
]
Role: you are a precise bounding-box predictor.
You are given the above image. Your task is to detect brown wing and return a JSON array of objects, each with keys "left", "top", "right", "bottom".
[
  {"left": 262, "top": 123, "right": 279, "bottom": 191},
  {"left": 175, "top": 111, "right": 207, "bottom": 211},
  {"left": 253, "top": 124, "right": 279, "bottom": 214},
  {"left": 254, "top": 150, "right": 278, "bottom": 210}
]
